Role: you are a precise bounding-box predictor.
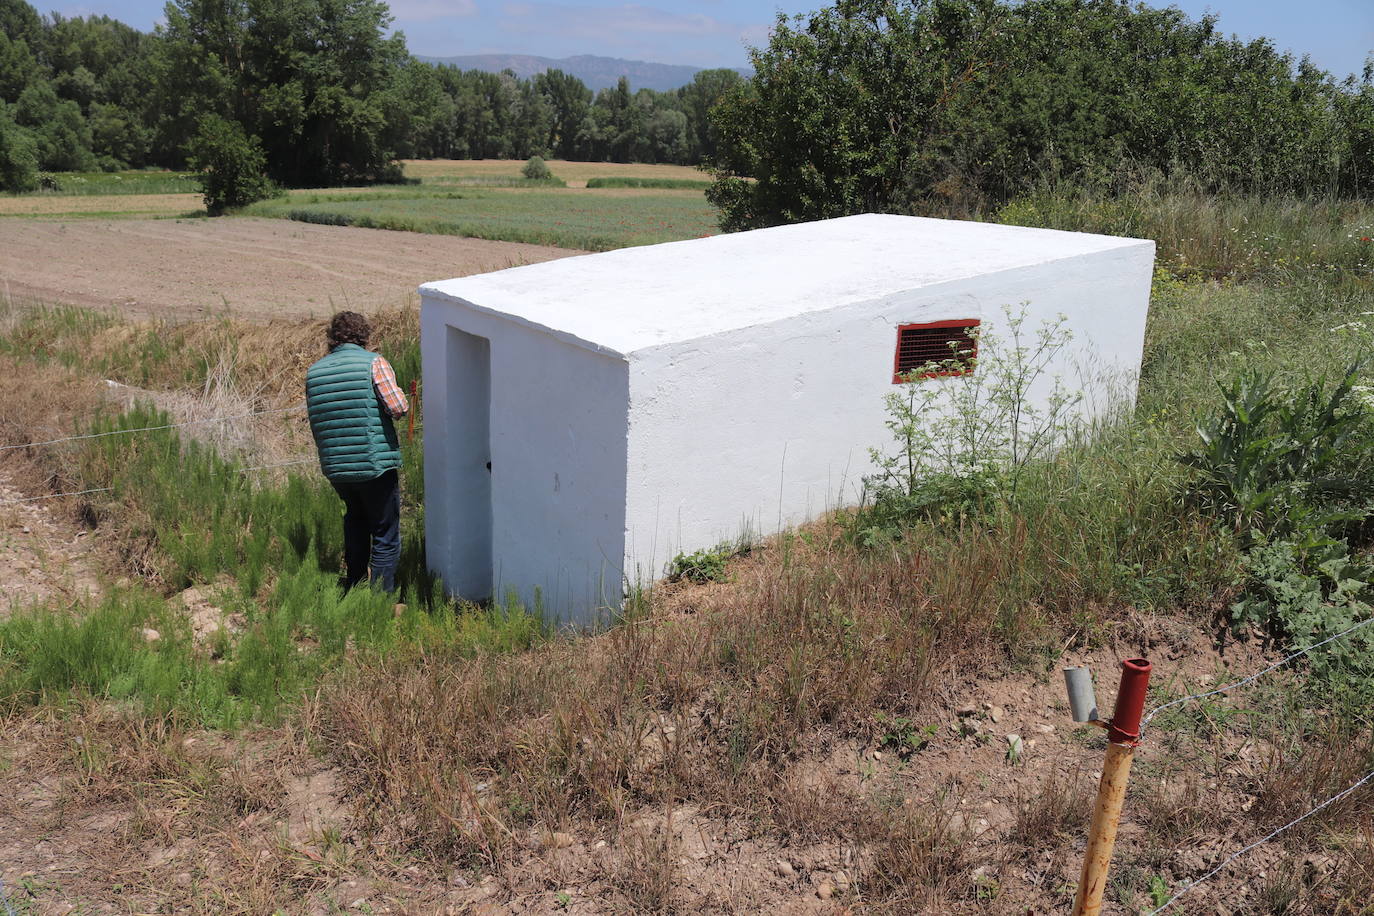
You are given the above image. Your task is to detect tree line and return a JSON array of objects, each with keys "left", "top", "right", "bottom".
[
  {"left": 0, "top": 0, "right": 741, "bottom": 194},
  {"left": 4, "top": 0, "right": 1372, "bottom": 218},
  {"left": 707, "top": 0, "right": 1374, "bottom": 230}
]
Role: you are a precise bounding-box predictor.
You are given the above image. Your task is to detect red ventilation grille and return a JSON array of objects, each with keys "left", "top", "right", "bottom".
[{"left": 893, "top": 319, "right": 980, "bottom": 382}]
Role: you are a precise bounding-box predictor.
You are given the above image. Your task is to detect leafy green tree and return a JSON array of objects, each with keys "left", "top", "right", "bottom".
[
  {"left": 157, "top": 0, "right": 409, "bottom": 186},
  {"left": 709, "top": 0, "right": 993, "bottom": 229},
  {"left": 708, "top": 0, "right": 1371, "bottom": 230},
  {"left": 187, "top": 113, "right": 273, "bottom": 214},
  {"left": 511, "top": 77, "right": 553, "bottom": 158},
  {"left": 0, "top": 0, "right": 44, "bottom": 50},
  {"left": 645, "top": 107, "right": 688, "bottom": 163},
  {"left": 0, "top": 30, "right": 41, "bottom": 104},
  {"left": 89, "top": 101, "right": 151, "bottom": 168},
  {"left": 14, "top": 81, "right": 95, "bottom": 170},
  {"left": 677, "top": 67, "right": 743, "bottom": 162},
  {"left": 534, "top": 68, "right": 591, "bottom": 159},
  {"left": 0, "top": 101, "right": 39, "bottom": 191},
  {"left": 388, "top": 58, "right": 455, "bottom": 158},
  {"left": 521, "top": 154, "right": 551, "bottom": 180},
  {"left": 1336, "top": 63, "right": 1374, "bottom": 194}
]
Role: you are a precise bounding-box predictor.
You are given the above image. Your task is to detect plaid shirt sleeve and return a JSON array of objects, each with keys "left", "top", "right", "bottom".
[{"left": 372, "top": 356, "right": 410, "bottom": 418}]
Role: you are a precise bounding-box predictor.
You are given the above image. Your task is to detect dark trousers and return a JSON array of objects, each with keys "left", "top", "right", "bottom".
[{"left": 331, "top": 469, "right": 401, "bottom": 593}]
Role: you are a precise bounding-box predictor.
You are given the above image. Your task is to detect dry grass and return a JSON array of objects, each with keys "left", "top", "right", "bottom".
[
  {"left": 400, "top": 158, "right": 708, "bottom": 187},
  {"left": 1254, "top": 728, "right": 1374, "bottom": 838},
  {"left": 0, "top": 192, "right": 202, "bottom": 217},
  {"left": 315, "top": 528, "right": 1047, "bottom": 906},
  {"left": 1013, "top": 766, "right": 1092, "bottom": 853},
  {"left": 0, "top": 701, "right": 357, "bottom": 914}
]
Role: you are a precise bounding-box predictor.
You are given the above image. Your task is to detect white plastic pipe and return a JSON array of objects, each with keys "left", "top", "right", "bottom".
[{"left": 1063, "top": 666, "right": 1099, "bottom": 722}]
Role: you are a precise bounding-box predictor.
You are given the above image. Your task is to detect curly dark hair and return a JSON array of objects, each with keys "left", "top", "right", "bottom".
[{"left": 327, "top": 311, "right": 371, "bottom": 349}]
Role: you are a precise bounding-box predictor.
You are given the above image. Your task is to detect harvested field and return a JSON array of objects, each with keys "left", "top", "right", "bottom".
[
  {"left": 0, "top": 192, "right": 202, "bottom": 218},
  {"left": 400, "top": 157, "right": 708, "bottom": 188},
  {"left": 0, "top": 217, "right": 583, "bottom": 321}
]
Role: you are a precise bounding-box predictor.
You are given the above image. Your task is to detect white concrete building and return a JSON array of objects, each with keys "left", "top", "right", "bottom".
[{"left": 419, "top": 213, "right": 1154, "bottom": 626}]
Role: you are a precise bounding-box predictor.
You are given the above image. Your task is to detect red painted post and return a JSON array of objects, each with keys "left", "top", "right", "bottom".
[
  {"left": 408, "top": 379, "right": 417, "bottom": 442},
  {"left": 1072, "top": 658, "right": 1153, "bottom": 916}
]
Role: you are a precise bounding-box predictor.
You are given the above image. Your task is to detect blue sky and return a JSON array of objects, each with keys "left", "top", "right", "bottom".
[{"left": 48, "top": 0, "right": 1374, "bottom": 78}]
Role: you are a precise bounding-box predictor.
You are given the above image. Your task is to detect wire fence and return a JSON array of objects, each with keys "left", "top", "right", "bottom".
[
  {"left": 0, "top": 458, "right": 321, "bottom": 507},
  {"left": 1141, "top": 615, "right": 1374, "bottom": 738},
  {"left": 0, "top": 394, "right": 412, "bottom": 505},
  {"left": 1132, "top": 613, "right": 1374, "bottom": 914},
  {"left": 1143, "top": 766, "right": 1374, "bottom": 914},
  {"left": 0, "top": 405, "right": 306, "bottom": 455}
]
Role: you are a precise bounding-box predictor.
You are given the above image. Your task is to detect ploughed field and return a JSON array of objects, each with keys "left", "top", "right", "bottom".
[
  {"left": 0, "top": 217, "right": 582, "bottom": 321},
  {"left": 0, "top": 160, "right": 716, "bottom": 318}
]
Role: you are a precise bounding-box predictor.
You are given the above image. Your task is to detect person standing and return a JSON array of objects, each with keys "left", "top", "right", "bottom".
[{"left": 305, "top": 311, "right": 410, "bottom": 592}]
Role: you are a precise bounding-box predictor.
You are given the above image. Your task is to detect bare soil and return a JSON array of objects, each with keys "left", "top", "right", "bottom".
[
  {"left": 0, "top": 471, "right": 102, "bottom": 617},
  {"left": 0, "top": 217, "right": 583, "bottom": 321}
]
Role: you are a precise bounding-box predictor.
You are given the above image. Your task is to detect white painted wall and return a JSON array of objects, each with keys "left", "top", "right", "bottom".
[
  {"left": 621, "top": 243, "right": 1154, "bottom": 577},
  {"left": 420, "top": 214, "right": 1156, "bottom": 625},
  {"left": 421, "top": 295, "right": 629, "bottom": 626}
]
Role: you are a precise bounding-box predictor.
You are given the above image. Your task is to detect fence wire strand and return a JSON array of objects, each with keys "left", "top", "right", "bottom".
[
  {"left": 0, "top": 459, "right": 317, "bottom": 506},
  {"left": 1141, "top": 614, "right": 1374, "bottom": 738},
  {"left": 1143, "top": 766, "right": 1374, "bottom": 914},
  {"left": 1129, "top": 613, "right": 1374, "bottom": 911},
  {"left": 0, "top": 405, "right": 305, "bottom": 454},
  {"left": 0, "top": 486, "right": 113, "bottom": 506},
  {"left": 235, "top": 457, "right": 316, "bottom": 474}
]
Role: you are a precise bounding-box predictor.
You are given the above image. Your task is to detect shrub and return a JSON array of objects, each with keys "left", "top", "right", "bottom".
[
  {"left": 667, "top": 546, "right": 731, "bottom": 583},
  {"left": 187, "top": 115, "right": 275, "bottom": 216},
  {"left": 586, "top": 177, "right": 711, "bottom": 190},
  {"left": 521, "top": 155, "right": 553, "bottom": 181},
  {"left": 0, "top": 106, "right": 39, "bottom": 193}
]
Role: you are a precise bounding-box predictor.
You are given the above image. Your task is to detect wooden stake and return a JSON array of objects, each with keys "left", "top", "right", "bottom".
[
  {"left": 1071, "top": 741, "right": 1136, "bottom": 916},
  {"left": 1071, "top": 657, "right": 1152, "bottom": 916}
]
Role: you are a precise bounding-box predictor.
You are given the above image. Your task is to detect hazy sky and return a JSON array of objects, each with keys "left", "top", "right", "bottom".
[{"left": 46, "top": 0, "right": 1374, "bottom": 78}]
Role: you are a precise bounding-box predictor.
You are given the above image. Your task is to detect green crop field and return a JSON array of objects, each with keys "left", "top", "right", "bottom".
[
  {"left": 0, "top": 161, "right": 722, "bottom": 249},
  {"left": 245, "top": 186, "right": 719, "bottom": 250},
  {"left": 0, "top": 169, "right": 198, "bottom": 197}
]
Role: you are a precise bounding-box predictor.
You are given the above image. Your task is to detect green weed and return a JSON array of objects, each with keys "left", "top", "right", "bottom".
[
  {"left": 585, "top": 177, "right": 712, "bottom": 190},
  {"left": 0, "top": 170, "right": 199, "bottom": 197}
]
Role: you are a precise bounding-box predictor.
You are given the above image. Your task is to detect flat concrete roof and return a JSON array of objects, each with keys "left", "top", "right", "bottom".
[{"left": 420, "top": 213, "right": 1152, "bottom": 357}]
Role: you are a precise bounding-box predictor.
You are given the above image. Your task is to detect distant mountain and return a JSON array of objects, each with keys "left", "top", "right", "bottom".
[{"left": 415, "top": 53, "right": 750, "bottom": 92}]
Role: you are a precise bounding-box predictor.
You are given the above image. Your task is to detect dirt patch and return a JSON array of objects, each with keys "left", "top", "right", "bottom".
[
  {"left": 0, "top": 471, "right": 102, "bottom": 617},
  {"left": 0, "top": 217, "right": 584, "bottom": 321}
]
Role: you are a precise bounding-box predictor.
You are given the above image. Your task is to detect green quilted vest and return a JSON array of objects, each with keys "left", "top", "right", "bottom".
[{"left": 305, "top": 343, "right": 402, "bottom": 482}]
